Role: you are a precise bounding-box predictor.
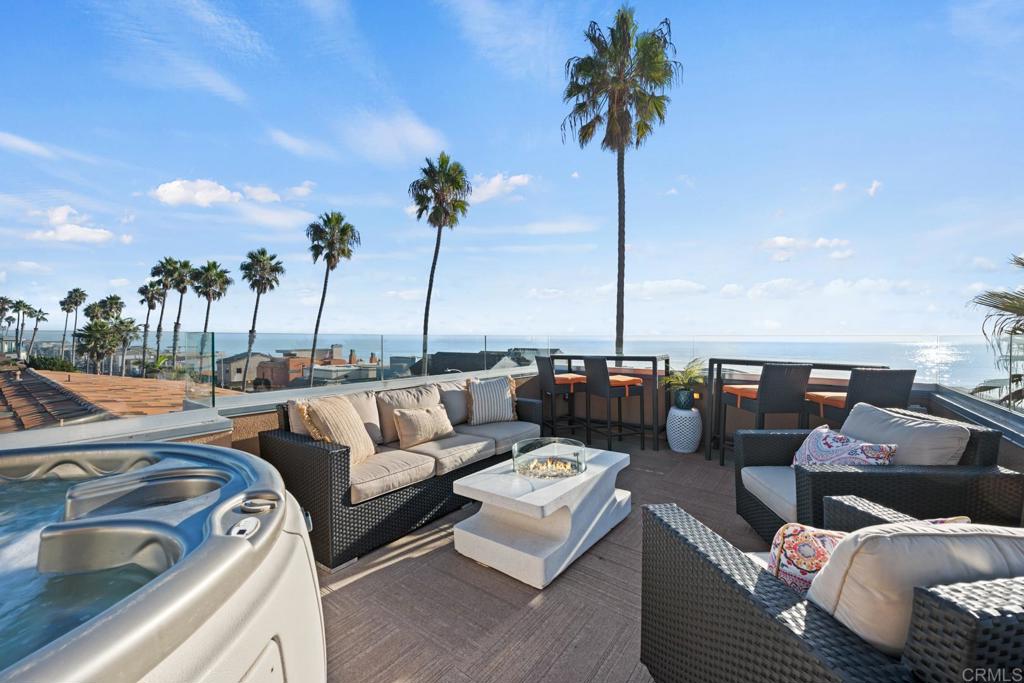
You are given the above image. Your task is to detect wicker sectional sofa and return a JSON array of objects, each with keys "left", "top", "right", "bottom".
[
  {"left": 258, "top": 380, "right": 542, "bottom": 569},
  {"left": 641, "top": 497, "right": 1024, "bottom": 683},
  {"left": 734, "top": 408, "right": 1024, "bottom": 541}
]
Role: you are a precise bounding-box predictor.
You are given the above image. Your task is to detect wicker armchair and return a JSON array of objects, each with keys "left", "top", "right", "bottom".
[
  {"left": 259, "top": 397, "right": 542, "bottom": 569},
  {"left": 734, "top": 410, "right": 1024, "bottom": 541},
  {"left": 641, "top": 500, "right": 1024, "bottom": 683}
]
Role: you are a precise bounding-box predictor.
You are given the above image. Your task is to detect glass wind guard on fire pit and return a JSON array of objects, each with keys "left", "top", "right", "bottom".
[{"left": 512, "top": 438, "right": 587, "bottom": 478}]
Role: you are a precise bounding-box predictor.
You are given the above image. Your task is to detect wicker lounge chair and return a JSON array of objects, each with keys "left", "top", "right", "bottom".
[
  {"left": 734, "top": 409, "right": 1023, "bottom": 541},
  {"left": 641, "top": 498, "right": 1024, "bottom": 682}
]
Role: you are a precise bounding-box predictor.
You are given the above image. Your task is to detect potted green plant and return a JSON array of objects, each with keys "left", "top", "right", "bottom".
[{"left": 661, "top": 358, "right": 704, "bottom": 410}]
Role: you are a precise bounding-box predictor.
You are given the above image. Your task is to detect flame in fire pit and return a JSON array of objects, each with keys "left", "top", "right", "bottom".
[{"left": 515, "top": 457, "right": 582, "bottom": 478}]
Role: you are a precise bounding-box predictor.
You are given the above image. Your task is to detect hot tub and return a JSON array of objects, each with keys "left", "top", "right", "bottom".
[{"left": 0, "top": 443, "right": 326, "bottom": 683}]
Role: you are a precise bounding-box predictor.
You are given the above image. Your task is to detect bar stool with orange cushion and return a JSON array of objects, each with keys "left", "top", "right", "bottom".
[
  {"left": 805, "top": 368, "right": 916, "bottom": 425},
  {"left": 536, "top": 356, "right": 588, "bottom": 437},
  {"left": 583, "top": 356, "right": 646, "bottom": 450},
  {"left": 719, "top": 363, "right": 812, "bottom": 449}
]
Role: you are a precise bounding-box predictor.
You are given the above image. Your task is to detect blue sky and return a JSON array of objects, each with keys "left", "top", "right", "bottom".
[{"left": 1, "top": 0, "right": 1021, "bottom": 338}]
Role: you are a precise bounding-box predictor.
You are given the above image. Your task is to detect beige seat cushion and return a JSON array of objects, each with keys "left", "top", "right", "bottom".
[
  {"left": 349, "top": 447, "right": 436, "bottom": 504},
  {"left": 437, "top": 380, "right": 469, "bottom": 425},
  {"left": 345, "top": 390, "right": 383, "bottom": 444},
  {"left": 740, "top": 466, "right": 796, "bottom": 523},
  {"left": 807, "top": 522, "right": 1024, "bottom": 655},
  {"left": 840, "top": 403, "right": 970, "bottom": 465},
  {"left": 376, "top": 385, "right": 442, "bottom": 444},
  {"left": 454, "top": 420, "right": 540, "bottom": 454},
  {"left": 393, "top": 405, "right": 456, "bottom": 449},
  {"left": 300, "top": 395, "right": 376, "bottom": 465},
  {"left": 406, "top": 433, "right": 495, "bottom": 476}
]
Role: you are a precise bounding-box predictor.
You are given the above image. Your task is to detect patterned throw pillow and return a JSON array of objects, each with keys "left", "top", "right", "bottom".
[
  {"left": 793, "top": 425, "right": 896, "bottom": 467},
  {"left": 467, "top": 376, "right": 517, "bottom": 425},
  {"left": 767, "top": 523, "right": 847, "bottom": 595}
]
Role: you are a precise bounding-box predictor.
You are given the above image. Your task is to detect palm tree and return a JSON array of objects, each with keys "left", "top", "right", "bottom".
[
  {"left": 972, "top": 255, "right": 1024, "bottom": 407},
  {"left": 112, "top": 317, "right": 139, "bottom": 376},
  {"left": 305, "top": 211, "right": 360, "bottom": 387},
  {"left": 77, "top": 319, "right": 116, "bottom": 375},
  {"left": 408, "top": 152, "right": 472, "bottom": 375},
  {"left": 137, "top": 282, "right": 163, "bottom": 378},
  {"left": 100, "top": 294, "right": 125, "bottom": 321},
  {"left": 150, "top": 257, "right": 177, "bottom": 364},
  {"left": 167, "top": 259, "right": 193, "bottom": 369},
  {"left": 59, "top": 296, "right": 73, "bottom": 359},
  {"left": 3, "top": 316, "right": 14, "bottom": 347},
  {"left": 12, "top": 300, "right": 29, "bottom": 350},
  {"left": 66, "top": 288, "right": 87, "bottom": 365},
  {"left": 562, "top": 5, "right": 682, "bottom": 354},
  {"left": 0, "top": 297, "right": 11, "bottom": 353},
  {"left": 26, "top": 308, "right": 47, "bottom": 356},
  {"left": 191, "top": 261, "right": 233, "bottom": 378},
  {"left": 239, "top": 248, "right": 285, "bottom": 392}
]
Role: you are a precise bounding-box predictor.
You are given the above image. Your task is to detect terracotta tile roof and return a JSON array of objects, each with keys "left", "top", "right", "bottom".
[{"left": 0, "top": 369, "right": 244, "bottom": 432}]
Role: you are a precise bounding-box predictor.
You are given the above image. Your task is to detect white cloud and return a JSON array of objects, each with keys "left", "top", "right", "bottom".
[
  {"left": 471, "top": 173, "right": 531, "bottom": 203},
  {"left": 665, "top": 187, "right": 678, "bottom": 196},
  {"left": 268, "top": 129, "right": 333, "bottom": 158},
  {"left": 151, "top": 179, "right": 241, "bottom": 207},
  {"left": 120, "top": 211, "right": 136, "bottom": 224},
  {"left": 404, "top": 204, "right": 419, "bottom": 218},
  {"left": 463, "top": 218, "right": 597, "bottom": 236},
  {"left": 814, "top": 237, "right": 850, "bottom": 248},
  {"left": 720, "top": 283, "right": 744, "bottom": 298},
  {"left": 747, "top": 278, "right": 813, "bottom": 299},
  {"left": 832, "top": 181, "right": 848, "bottom": 192},
  {"left": 12, "top": 261, "right": 50, "bottom": 274},
  {"left": 867, "top": 179, "right": 883, "bottom": 197},
  {"left": 822, "top": 278, "right": 921, "bottom": 297},
  {"left": 771, "top": 251, "right": 793, "bottom": 263},
  {"left": 235, "top": 203, "right": 314, "bottom": 230},
  {"left": 286, "top": 180, "right": 316, "bottom": 199},
  {"left": 119, "top": 234, "right": 134, "bottom": 245},
  {"left": 243, "top": 184, "right": 281, "bottom": 203},
  {"left": 965, "top": 281, "right": 989, "bottom": 294},
  {"left": 762, "top": 235, "right": 852, "bottom": 261},
  {"left": 527, "top": 287, "right": 568, "bottom": 300},
  {"left": 384, "top": 289, "right": 422, "bottom": 301},
  {"left": 598, "top": 279, "right": 707, "bottom": 300},
  {"left": 439, "top": 0, "right": 565, "bottom": 82},
  {"left": 829, "top": 249, "right": 855, "bottom": 260},
  {"left": 339, "top": 110, "right": 445, "bottom": 165},
  {"left": 762, "top": 235, "right": 804, "bottom": 249},
  {"left": 25, "top": 204, "right": 115, "bottom": 244},
  {"left": 108, "top": 277, "right": 130, "bottom": 286},
  {"left": 570, "top": 171, "right": 580, "bottom": 179},
  {"left": 971, "top": 256, "right": 998, "bottom": 271},
  {"left": 0, "top": 131, "right": 55, "bottom": 159},
  {"left": 27, "top": 224, "right": 113, "bottom": 243}
]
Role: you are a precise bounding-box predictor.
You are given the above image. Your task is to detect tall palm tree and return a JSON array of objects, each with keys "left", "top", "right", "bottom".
[
  {"left": 3, "top": 316, "right": 15, "bottom": 347},
  {"left": 562, "top": 5, "right": 682, "bottom": 354},
  {"left": 972, "top": 255, "right": 1024, "bottom": 407},
  {"left": 191, "top": 260, "right": 233, "bottom": 377},
  {"left": 100, "top": 294, "right": 125, "bottom": 321},
  {"left": 305, "top": 211, "right": 360, "bottom": 387},
  {"left": 12, "top": 300, "right": 29, "bottom": 350},
  {"left": 77, "top": 319, "right": 116, "bottom": 375},
  {"left": 150, "top": 257, "right": 177, "bottom": 365},
  {"left": 66, "top": 288, "right": 87, "bottom": 365},
  {"left": 137, "top": 282, "right": 163, "bottom": 378},
  {"left": 167, "top": 259, "right": 193, "bottom": 369},
  {"left": 112, "top": 317, "right": 139, "bottom": 376},
  {"left": 408, "top": 152, "right": 472, "bottom": 375},
  {"left": 0, "top": 297, "right": 11, "bottom": 353},
  {"left": 59, "top": 296, "right": 73, "bottom": 359},
  {"left": 26, "top": 308, "right": 47, "bottom": 356},
  {"left": 239, "top": 248, "right": 285, "bottom": 392}
]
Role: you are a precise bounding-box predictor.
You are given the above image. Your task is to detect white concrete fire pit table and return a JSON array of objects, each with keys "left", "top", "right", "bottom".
[{"left": 452, "top": 446, "right": 630, "bottom": 589}]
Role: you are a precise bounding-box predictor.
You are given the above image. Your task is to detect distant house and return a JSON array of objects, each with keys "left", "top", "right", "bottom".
[
  {"left": 257, "top": 356, "right": 310, "bottom": 389},
  {"left": 407, "top": 351, "right": 519, "bottom": 376},
  {"left": 216, "top": 352, "right": 271, "bottom": 390}
]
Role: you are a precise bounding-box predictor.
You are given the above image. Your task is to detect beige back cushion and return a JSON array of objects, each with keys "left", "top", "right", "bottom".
[
  {"left": 840, "top": 403, "right": 970, "bottom": 465},
  {"left": 806, "top": 522, "right": 1024, "bottom": 655},
  {"left": 344, "top": 390, "right": 383, "bottom": 444},
  {"left": 376, "top": 384, "right": 442, "bottom": 444},
  {"left": 299, "top": 395, "right": 376, "bottom": 465},
  {"left": 393, "top": 405, "right": 456, "bottom": 450},
  {"left": 437, "top": 380, "right": 469, "bottom": 425},
  {"left": 286, "top": 400, "right": 310, "bottom": 436}
]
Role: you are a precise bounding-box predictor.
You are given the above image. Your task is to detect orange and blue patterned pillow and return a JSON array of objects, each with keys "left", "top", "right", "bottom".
[
  {"left": 793, "top": 425, "right": 896, "bottom": 467},
  {"left": 767, "top": 523, "right": 847, "bottom": 595}
]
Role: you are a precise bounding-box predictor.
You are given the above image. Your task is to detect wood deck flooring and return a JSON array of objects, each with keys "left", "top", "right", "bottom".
[{"left": 318, "top": 443, "right": 766, "bottom": 683}]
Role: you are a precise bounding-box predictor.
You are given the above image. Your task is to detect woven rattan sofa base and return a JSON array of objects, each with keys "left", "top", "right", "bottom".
[{"left": 259, "top": 428, "right": 506, "bottom": 569}]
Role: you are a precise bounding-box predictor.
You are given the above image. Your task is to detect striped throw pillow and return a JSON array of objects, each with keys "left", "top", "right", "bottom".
[{"left": 467, "top": 376, "right": 517, "bottom": 425}]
